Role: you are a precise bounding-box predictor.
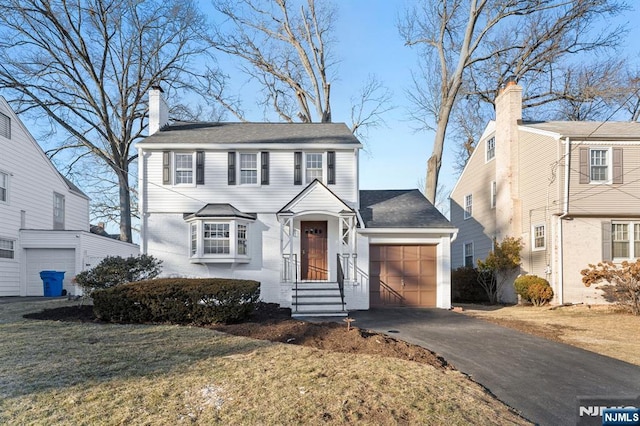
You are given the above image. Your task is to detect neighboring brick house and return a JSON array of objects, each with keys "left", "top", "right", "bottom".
[
  {"left": 138, "top": 88, "right": 457, "bottom": 316},
  {"left": 450, "top": 79, "right": 640, "bottom": 304},
  {"left": 0, "top": 96, "right": 138, "bottom": 297}
]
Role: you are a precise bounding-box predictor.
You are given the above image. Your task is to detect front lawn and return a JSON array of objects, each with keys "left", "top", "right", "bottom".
[{"left": 0, "top": 299, "right": 530, "bottom": 425}]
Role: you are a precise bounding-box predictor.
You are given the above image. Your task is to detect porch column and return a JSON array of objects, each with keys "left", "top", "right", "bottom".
[
  {"left": 278, "top": 212, "right": 294, "bottom": 282},
  {"left": 339, "top": 212, "right": 357, "bottom": 281}
]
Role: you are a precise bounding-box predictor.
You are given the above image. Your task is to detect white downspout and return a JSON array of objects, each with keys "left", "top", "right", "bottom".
[{"left": 557, "top": 137, "right": 571, "bottom": 305}]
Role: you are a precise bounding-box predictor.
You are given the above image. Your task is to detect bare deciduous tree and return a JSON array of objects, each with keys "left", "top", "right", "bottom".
[
  {"left": 207, "top": 0, "right": 392, "bottom": 137},
  {"left": 0, "top": 0, "right": 211, "bottom": 242},
  {"left": 399, "top": 0, "right": 627, "bottom": 203}
]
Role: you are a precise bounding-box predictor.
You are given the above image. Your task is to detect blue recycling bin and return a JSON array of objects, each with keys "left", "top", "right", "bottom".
[{"left": 40, "top": 270, "right": 65, "bottom": 297}]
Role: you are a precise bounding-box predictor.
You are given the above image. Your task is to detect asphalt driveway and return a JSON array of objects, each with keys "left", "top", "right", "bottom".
[{"left": 343, "top": 307, "right": 640, "bottom": 425}]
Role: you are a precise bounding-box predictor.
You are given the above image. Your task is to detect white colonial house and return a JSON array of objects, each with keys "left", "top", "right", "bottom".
[
  {"left": 138, "top": 87, "right": 457, "bottom": 315},
  {"left": 0, "top": 96, "right": 138, "bottom": 297}
]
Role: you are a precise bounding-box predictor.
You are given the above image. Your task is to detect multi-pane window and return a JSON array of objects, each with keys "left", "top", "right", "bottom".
[
  {"left": 486, "top": 137, "right": 495, "bottom": 161},
  {"left": 0, "top": 112, "right": 10, "bottom": 139},
  {"left": 53, "top": 193, "right": 65, "bottom": 230},
  {"left": 490, "top": 181, "right": 496, "bottom": 208},
  {"left": 190, "top": 223, "right": 197, "bottom": 256},
  {"left": 533, "top": 225, "right": 545, "bottom": 250},
  {"left": 305, "top": 153, "right": 323, "bottom": 183},
  {"left": 0, "top": 238, "right": 14, "bottom": 259},
  {"left": 237, "top": 224, "right": 247, "bottom": 255},
  {"left": 175, "top": 153, "right": 194, "bottom": 184},
  {"left": 204, "top": 223, "right": 230, "bottom": 254},
  {"left": 0, "top": 171, "right": 8, "bottom": 203},
  {"left": 635, "top": 224, "right": 640, "bottom": 259},
  {"left": 590, "top": 149, "right": 608, "bottom": 182},
  {"left": 464, "top": 242, "right": 474, "bottom": 268},
  {"left": 240, "top": 153, "right": 258, "bottom": 184},
  {"left": 464, "top": 194, "right": 473, "bottom": 219},
  {"left": 612, "top": 223, "right": 629, "bottom": 258}
]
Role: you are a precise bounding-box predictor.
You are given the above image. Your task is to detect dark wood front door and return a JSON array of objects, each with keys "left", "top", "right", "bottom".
[{"left": 301, "top": 221, "right": 328, "bottom": 280}]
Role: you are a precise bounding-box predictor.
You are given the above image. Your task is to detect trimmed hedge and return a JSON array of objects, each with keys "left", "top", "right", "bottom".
[
  {"left": 92, "top": 278, "right": 260, "bottom": 325},
  {"left": 514, "top": 275, "right": 553, "bottom": 306},
  {"left": 451, "top": 267, "right": 489, "bottom": 303}
]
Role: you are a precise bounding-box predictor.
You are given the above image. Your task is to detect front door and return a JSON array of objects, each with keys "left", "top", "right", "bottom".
[{"left": 301, "top": 221, "right": 328, "bottom": 280}]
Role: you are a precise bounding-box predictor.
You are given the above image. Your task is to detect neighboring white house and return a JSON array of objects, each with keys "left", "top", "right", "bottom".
[
  {"left": 138, "top": 87, "right": 457, "bottom": 315},
  {"left": 450, "top": 79, "right": 640, "bottom": 304},
  {"left": 0, "top": 96, "right": 139, "bottom": 297}
]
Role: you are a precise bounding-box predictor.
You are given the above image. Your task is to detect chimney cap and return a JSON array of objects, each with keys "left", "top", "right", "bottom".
[
  {"left": 499, "top": 75, "right": 518, "bottom": 92},
  {"left": 151, "top": 84, "right": 164, "bottom": 92}
]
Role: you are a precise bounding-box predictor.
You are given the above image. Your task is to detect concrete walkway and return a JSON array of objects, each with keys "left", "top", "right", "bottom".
[{"left": 340, "top": 308, "right": 640, "bottom": 425}]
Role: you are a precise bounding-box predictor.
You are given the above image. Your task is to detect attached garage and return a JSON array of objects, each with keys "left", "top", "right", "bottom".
[
  {"left": 370, "top": 245, "right": 437, "bottom": 307},
  {"left": 25, "top": 248, "right": 76, "bottom": 296}
]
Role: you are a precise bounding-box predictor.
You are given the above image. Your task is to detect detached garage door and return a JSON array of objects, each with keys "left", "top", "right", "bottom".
[
  {"left": 370, "top": 245, "right": 437, "bottom": 307},
  {"left": 25, "top": 249, "right": 76, "bottom": 296}
]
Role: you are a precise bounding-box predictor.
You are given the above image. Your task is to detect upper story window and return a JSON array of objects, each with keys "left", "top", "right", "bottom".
[
  {"left": 0, "top": 238, "right": 14, "bottom": 259},
  {"left": 240, "top": 153, "right": 258, "bottom": 185},
  {"left": 0, "top": 112, "right": 10, "bottom": 140},
  {"left": 464, "top": 194, "right": 473, "bottom": 219},
  {"left": 486, "top": 137, "right": 495, "bottom": 161},
  {"left": 463, "top": 242, "right": 474, "bottom": 267},
  {"left": 175, "top": 153, "right": 194, "bottom": 184},
  {"left": 0, "top": 171, "right": 8, "bottom": 203},
  {"left": 590, "top": 149, "right": 608, "bottom": 182},
  {"left": 532, "top": 224, "right": 545, "bottom": 250},
  {"left": 53, "top": 193, "right": 65, "bottom": 230},
  {"left": 305, "top": 153, "right": 323, "bottom": 184},
  {"left": 580, "top": 147, "right": 622, "bottom": 185}
]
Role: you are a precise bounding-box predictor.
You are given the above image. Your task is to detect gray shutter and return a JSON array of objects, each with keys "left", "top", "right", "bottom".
[
  {"left": 228, "top": 152, "right": 236, "bottom": 185},
  {"left": 261, "top": 152, "right": 269, "bottom": 185},
  {"left": 196, "top": 151, "right": 205, "bottom": 185},
  {"left": 612, "top": 147, "right": 623, "bottom": 184},
  {"left": 602, "top": 221, "right": 611, "bottom": 262},
  {"left": 579, "top": 147, "right": 589, "bottom": 184},
  {"left": 327, "top": 151, "right": 335, "bottom": 185},
  {"left": 294, "top": 151, "right": 302, "bottom": 185},
  {"left": 162, "top": 151, "right": 171, "bottom": 185}
]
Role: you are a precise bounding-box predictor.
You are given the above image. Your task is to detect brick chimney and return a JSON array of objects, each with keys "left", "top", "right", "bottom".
[
  {"left": 494, "top": 76, "right": 522, "bottom": 240},
  {"left": 149, "top": 85, "right": 169, "bottom": 136}
]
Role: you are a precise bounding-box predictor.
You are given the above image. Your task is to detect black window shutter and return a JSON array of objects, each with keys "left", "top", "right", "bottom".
[
  {"left": 162, "top": 151, "right": 171, "bottom": 185},
  {"left": 228, "top": 152, "right": 236, "bottom": 185},
  {"left": 327, "top": 151, "right": 335, "bottom": 184},
  {"left": 196, "top": 151, "right": 205, "bottom": 185},
  {"left": 261, "top": 152, "right": 269, "bottom": 185},
  {"left": 294, "top": 151, "right": 302, "bottom": 185},
  {"left": 602, "top": 221, "right": 612, "bottom": 261},
  {"left": 579, "top": 147, "right": 589, "bottom": 184},
  {"left": 612, "top": 147, "right": 623, "bottom": 184}
]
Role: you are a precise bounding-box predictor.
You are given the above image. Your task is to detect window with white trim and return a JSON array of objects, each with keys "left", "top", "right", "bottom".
[
  {"left": 174, "top": 153, "right": 194, "bottom": 184},
  {"left": 240, "top": 153, "right": 258, "bottom": 185},
  {"left": 612, "top": 223, "right": 630, "bottom": 258},
  {"left": 190, "top": 223, "right": 197, "bottom": 256},
  {"left": 0, "top": 238, "right": 14, "bottom": 259},
  {"left": 237, "top": 224, "right": 247, "bottom": 255},
  {"left": 464, "top": 194, "right": 472, "bottom": 219},
  {"left": 490, "top": 181, "right": 496, "bottom": 208},
  {"left": 53, "top": 193, "right": 65, "bottom": 230},
  {"left": 204, "top": 223, "right": 230, "bottom": 254},
  {"left": 532, "top": 224, "right": 545, "bottom": 250},
  {"left": 305, "top": 153, "right": 323, "bottom": 184},
  {"left": 0, "top": 171, "right": 8, "bottom": 203},
  {"left": 590, "top": 149, "right": 608, "bottom": 182},
  {"left": 0, "top": 112, "right": 10, "bottom": 139},
  {"left": 463, "top": 242, "right": 474, "bottom": 268},
  {"left": 486, "top": 137, "right": 495, "bottom": 161}
]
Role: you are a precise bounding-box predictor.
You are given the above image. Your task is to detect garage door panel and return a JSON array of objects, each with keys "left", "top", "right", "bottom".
[{"left": 369, "top": 244, "right": 437, "bottom": 308}]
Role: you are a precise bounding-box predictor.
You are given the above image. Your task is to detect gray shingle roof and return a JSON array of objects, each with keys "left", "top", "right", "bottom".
[
  {"left": 142, "top": 122, "right": 362, "bottom": 146},
  {"left": 522, "top": 121, "right": 640, "bottom": 139},
  {"left": 183, "top": 204, "right": 257, "bottom": 220},
  {"left": 359, "top": 189, "right": 453, "bottom": 228}
]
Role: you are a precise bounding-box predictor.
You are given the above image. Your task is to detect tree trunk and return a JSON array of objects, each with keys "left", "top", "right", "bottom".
[
  {"left": 424, "top": 102, "right": 455, "bottom": 203},
  {"left": 117, "top": 168, "right": 132, "bottom": 243}
]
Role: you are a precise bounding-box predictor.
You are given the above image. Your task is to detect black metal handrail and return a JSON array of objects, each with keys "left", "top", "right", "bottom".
[{"left": 336, "top": 254, "right": 345, "bottom": 310}]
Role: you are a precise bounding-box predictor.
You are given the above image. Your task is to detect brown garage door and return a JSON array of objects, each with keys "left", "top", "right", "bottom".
[{"left": 370, "top": 245, "right": 437, "bottom": 307}]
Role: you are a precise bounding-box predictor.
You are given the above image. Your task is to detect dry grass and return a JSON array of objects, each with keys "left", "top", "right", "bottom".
[
  {"left": 460, "top": 303, "right": 640, "bottom": 366},
  {"left": 0, "top": 299, "right": 530, "bottom": 425}
]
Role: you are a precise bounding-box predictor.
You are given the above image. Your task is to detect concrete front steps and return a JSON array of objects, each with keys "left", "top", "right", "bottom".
[{"left": 291, "top": 282, "right": 347, "bottom": 317}]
